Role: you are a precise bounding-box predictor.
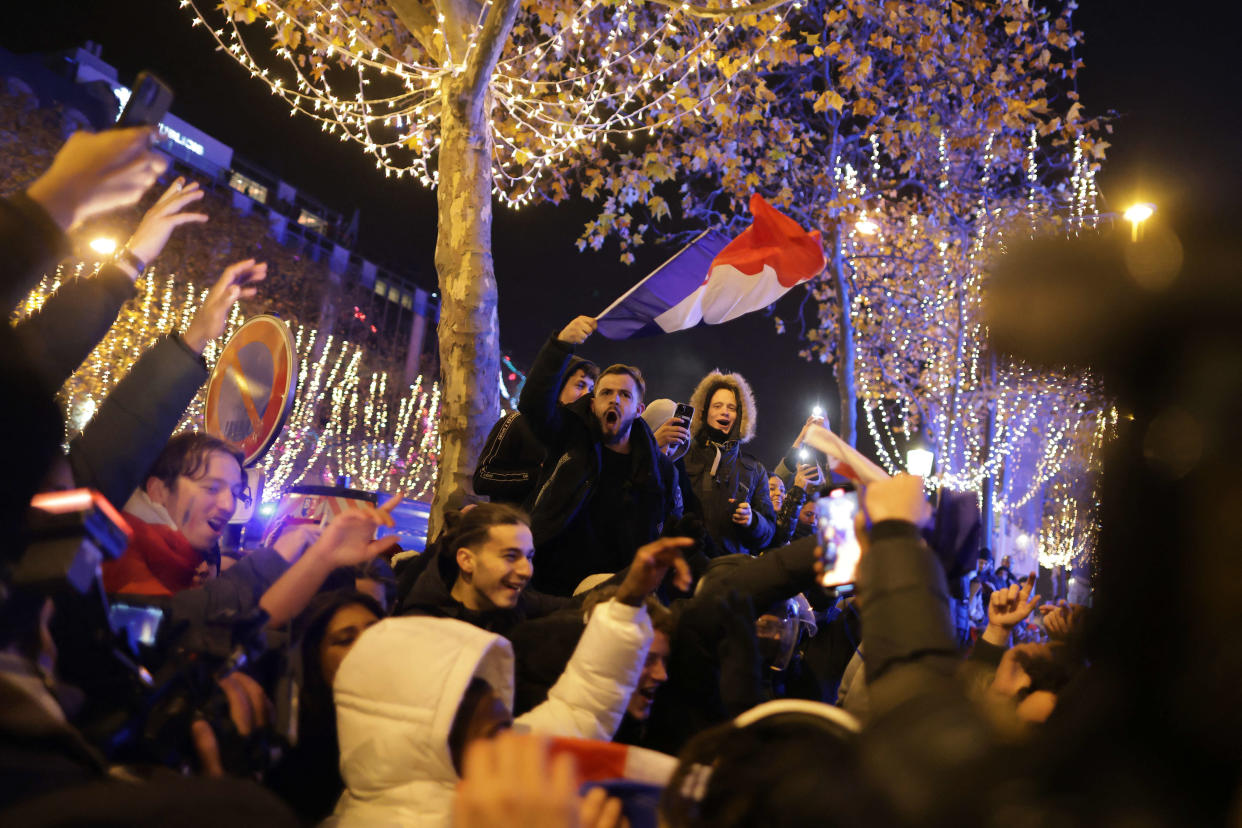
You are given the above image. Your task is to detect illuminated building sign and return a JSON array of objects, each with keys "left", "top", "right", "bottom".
[{"left": 75, "top": 53, "right": 232, "bottom": 172}]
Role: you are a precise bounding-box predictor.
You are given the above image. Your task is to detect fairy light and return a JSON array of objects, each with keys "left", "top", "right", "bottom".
[
  {"left": 179, "top": 0, "right": 795, "bottom": 208},
  {"left": 14, "top": 264, "right": 463, "bottom": 503},
  {"left": 835, "top": 115, "right": 1106, "bottom": 522}
]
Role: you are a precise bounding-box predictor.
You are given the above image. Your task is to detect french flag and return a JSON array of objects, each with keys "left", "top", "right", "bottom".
[{"left": 595, "top": 194, "right": 825, "bottom": 339}]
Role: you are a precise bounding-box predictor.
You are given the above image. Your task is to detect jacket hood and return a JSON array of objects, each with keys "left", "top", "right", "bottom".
[
  {"left": 331, "top": 617, "right": 516, "bottom": 826},
  {"left": 689, "top": 371, "right": 757, "bottom": 444}
]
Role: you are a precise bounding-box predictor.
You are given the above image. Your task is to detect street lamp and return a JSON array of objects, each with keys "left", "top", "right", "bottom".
[
  {"left": 89, "top": 236, "right": 118, "bottom": 255},
  {"left": 906, "top": 447, "right": 934, "bottom": 477},
  {"left": 1123, "top": 202, "right": 1156, "bottom": 242},
  {"left": 855, "top": 217, "right": 879, "bottom": 235}
]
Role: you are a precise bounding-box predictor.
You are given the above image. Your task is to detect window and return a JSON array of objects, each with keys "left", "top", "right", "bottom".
[
  {"left": 228, "top": 172, "right": 268, "bottom": 203},
  {"left": 375, "top": 278, "right": 388, "bottom": 297},
  {"left": 387, "top": 285, "right": 401, "bottom": 303},
  {"left": 297, "top": 210, "right": 329, "bottom": 234},
  {"left": 400, "top": 292, "right": 413, "bottom": 310}
]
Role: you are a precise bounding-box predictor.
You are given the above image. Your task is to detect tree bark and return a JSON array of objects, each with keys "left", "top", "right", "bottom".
[
  {"left": 431, "top": 77, "right": 499, "bottom": 538},
  {"left": 981, "top": 352, "right": 999, "bottom": 549},
  {"left": 831, "top": 227, "right": 858, "bottom": 447}
]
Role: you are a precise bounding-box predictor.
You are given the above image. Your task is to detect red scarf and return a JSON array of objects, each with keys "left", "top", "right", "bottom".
[{"left": 101, "top": 514, "right": 203, "bottom": 596}]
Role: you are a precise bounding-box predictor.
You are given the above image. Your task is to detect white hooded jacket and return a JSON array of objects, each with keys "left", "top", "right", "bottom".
[{"left": 327, "top": 599, "right": 652, "bottom": 827}]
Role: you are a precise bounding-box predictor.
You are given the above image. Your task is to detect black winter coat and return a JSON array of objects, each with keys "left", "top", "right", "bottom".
[
  {"left": 472, "top": 411, "right": 546, "bottom": 506},
  {"left": 68, "top": 335, "right": 208, "bottom": 510},
  {"left": 682, "top": 434, "right": 777, "bottom": 556},
  {"left": 519, "top": 336, "right": 681, "bottom": 595}
]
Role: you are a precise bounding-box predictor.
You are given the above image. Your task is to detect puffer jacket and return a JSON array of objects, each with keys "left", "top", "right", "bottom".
[
  {"left": 328, "top": 601, "right": 652, "bottom": 827},
  {"left": 682, "top": 371, "right": 775, "bottom": 554},
  {"left": 519, "top": 336, "right": 680, "bottom": 594}
]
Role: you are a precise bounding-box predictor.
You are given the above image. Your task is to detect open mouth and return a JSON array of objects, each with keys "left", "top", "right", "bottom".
[
  {"left": 206, "top": 516, "right": 227, "bottom": 534},
  {"left": 604, "top": 410, "right": 619, "bottom": 426},
  {"left": 639, "top": 685, "right": 658, "bottom": 701},
  {"left": 501, "top": 579, "right": 527, "bottom": 593}
]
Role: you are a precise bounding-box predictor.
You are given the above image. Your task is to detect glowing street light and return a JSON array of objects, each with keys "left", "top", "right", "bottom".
[
  {"left": 89, "top": 236, "right": 118, "bottom": 255},
  {"left": 906, "top": 447, "right": 934, "bottom": 477},
  {"left": 1123, "top": 202, "right": 1156, "bottom": 242},
  {"left": 855, "top": 217, "right": 879, "bottom": 235}
]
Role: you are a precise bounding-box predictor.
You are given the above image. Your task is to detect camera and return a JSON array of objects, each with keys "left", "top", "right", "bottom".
[{"left": 22, "top": 490, "right": 277, "bottom": 775}]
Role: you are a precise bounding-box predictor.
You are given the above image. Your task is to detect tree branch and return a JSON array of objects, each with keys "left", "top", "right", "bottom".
[
  {"left": 462, "top": 0, "right": 521, "bottom": 100},
  {"left": 386, "top": 0, "right": 446, "bottom": 63},
  {"left": 643, "top": 0, "right": 795, "bottom": 20}
]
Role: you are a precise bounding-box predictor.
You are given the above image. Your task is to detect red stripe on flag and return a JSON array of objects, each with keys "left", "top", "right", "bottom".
[{"left": 711, "top": 194, "right": 825, "bottom": 288}]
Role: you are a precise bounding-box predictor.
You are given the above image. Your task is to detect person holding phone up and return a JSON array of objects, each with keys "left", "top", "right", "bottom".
[{"left": 680, "top": 370, "right": 777, "bottom": 556}]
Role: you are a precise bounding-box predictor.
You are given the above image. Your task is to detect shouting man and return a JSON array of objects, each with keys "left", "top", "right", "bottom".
[{"left": 518, "top": 316, "right": 681, "bottom": 595}]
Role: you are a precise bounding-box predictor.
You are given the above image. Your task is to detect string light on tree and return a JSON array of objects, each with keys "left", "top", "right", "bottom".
[{"left": 181, "top": 0, "right": 796, "bottom": 208}]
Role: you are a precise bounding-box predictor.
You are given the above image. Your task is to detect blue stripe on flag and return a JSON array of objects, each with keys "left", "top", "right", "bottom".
[{"left": 595, "top": 229, "right": 731, "bottom": 339}]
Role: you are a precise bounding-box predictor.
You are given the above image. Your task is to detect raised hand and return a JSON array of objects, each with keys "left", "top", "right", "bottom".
[
  {"left": 271, "top": 523, "right": 323, "bottom": 563},
  {"left": 310, "top": 494, "right": 403, "bottom": 568},
  {"left": 794, "top": 463, "right": 822, "bottom": 491},
  {"left": 182, "top": 259, "right": 267, "bottom": 354},
  {"left": 653, "top": 418, "right": 691, "bottom": 455},
  {"left": 859, "top": 473, "right": 931, "bottom": 527},
  {"left": 983, "top": 573, "right": 1041, "bottom": 646},
  {"left": 557, "top": 315, "right": 597, "bottom": 346},
  {"left": 122, "top": 177, "right": 208, "bottom": 272},
  {"left": 1038, "top": 601, "right": 1086, "bottom": 642},
  {"left": 26, "top": 128, "right": 167, "bottom": 230},
  {"left": 731, "top": 498, "right": 754, "bottom": 526},
  {"left": 793, "top": 414, "right": 827, "bottom": 450},
  {"left": 615, "top": 536, "right": 695, "bottom": 605}
]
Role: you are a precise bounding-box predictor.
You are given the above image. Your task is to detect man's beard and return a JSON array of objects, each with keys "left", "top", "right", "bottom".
[{"left": 598, "top": 409, "right": 630, "bottom": 443}]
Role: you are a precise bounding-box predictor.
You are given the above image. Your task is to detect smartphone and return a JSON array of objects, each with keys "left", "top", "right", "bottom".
[
  {"left": 117, "top": 71, "right": 174, "bottom": 128},
  {"left": 674, "top": 402, "right": 694, "bottom": 427},
  {"left": 109, "top": 601, "right": 165, "bottom": 648},
  {"left": 815, "top": 490, "right": 861, "bottom": 588}
]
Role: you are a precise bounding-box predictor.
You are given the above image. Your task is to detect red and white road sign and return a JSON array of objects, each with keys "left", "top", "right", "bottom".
[{"left": 205, "top": 314, "right": 297, "bottom": 466}]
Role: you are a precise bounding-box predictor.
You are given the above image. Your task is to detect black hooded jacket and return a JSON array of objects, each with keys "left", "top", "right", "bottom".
[
  {"left": 397, "top": 541, "right": 571, "bottom": 637},
  {"left": 519, "top": 336, "right": 681, "bottom": 595},
  {"left": 473, "top": 356, "right": 594, "bottom": 506},
  {"left": 682, "top": 432, "right": 777, "bottom": 556}
]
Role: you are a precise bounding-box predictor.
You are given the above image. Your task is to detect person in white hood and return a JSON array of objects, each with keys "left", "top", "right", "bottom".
[{"left": 328, "top": 536, "right": 693, "bottom": 828}]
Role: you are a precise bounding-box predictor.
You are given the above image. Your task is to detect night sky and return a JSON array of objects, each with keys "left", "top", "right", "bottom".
[{"left": 4, "top": 0, "right": 1236, "bottom": 467}]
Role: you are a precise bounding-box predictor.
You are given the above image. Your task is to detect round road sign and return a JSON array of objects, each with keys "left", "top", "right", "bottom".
[{"left": 205, "top": 314, "right": 297, "bottom": 466}]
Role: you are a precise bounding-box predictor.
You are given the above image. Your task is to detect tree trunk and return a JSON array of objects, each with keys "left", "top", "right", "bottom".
[
  {"left": 831, "top": 228, "right": 858, "bottom": 447},
  {"left": 430, "top": 78, "right": 499, "bottom": 538},
  {"left": 981, "top": 353, "right": 1000, "bottom": 549}
]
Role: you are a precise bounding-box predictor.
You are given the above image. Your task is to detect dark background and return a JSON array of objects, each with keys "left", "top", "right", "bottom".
[{"left": 4, "top": 0, "right": 1236, "bottom": 467}]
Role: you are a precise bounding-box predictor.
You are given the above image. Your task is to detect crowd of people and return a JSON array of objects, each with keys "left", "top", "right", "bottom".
[{"left": 0, "top": 126, "right": 1238, "bottom": 827}]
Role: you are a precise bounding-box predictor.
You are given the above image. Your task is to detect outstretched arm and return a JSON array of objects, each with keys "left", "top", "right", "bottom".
[{"left": 518, "top": 317, "right": 596, "bottom": 445}]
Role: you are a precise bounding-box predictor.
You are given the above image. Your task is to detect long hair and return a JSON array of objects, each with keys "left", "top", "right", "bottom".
[{"left": 296, "top": 589, "right": 386, "bottom": 744}]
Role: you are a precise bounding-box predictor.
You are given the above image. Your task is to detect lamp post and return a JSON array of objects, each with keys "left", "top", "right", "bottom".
[
  {"left": 1123, "top": 202, "right": 1156, "bottom": 242},
  {"left": 906, "top": 447, "right": 935, "bottom": 477}
]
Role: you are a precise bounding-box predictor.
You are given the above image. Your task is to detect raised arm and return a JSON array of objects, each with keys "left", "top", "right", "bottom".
[
  {"left": 15, "top": 179, "right": 207, "bottom": 391},
  {"left": 518, "top": 317, "right": 595, "bottom": 444}
]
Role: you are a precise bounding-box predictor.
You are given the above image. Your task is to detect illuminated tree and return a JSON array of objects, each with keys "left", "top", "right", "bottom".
[
  {"left": 1, "top": 88, "right": 442, "bottom": 501},
  {"left": 576, "top": 0, "right": 1111, "bottom": 534},
  {"left": 186, "top": 0, "right": 796, "bottom": 530},
  {"left": 16, "top": 266, "right": 443, "bottom": 498}
]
